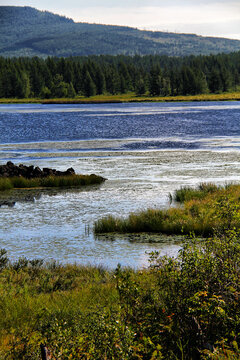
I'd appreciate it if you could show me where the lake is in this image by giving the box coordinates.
[0,101,240,268]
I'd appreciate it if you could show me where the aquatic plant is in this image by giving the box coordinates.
[0,174,105,191]
[173,182,220,203]
[95,183,240,237]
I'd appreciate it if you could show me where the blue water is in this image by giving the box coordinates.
[0,101,240,268]
[0,102,240,150]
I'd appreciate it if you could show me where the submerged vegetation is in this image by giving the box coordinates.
[0,223,240,358]
[95,183,240,237]
[0,174,105,191]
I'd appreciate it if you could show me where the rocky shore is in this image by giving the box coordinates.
[0,161,75,179]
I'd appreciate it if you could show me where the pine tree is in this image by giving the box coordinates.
[135,77,146,96]
[149,65,163,96]
[17,71,31,98]
[95,69,106,95]
[51,74,68,98]
[83,71,96,97]
[208,68,223,93]
[67,82,76,98]
[30,65,44,97]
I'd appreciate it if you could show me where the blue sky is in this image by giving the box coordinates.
[1,0,240,39]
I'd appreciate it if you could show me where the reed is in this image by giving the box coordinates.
[95,183,240,237]
[0,174,105,191]
[173,182,220,203]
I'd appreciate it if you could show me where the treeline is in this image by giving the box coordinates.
[0,52,240,98]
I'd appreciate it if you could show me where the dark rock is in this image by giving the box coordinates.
[6,161,14,168]
[0,162,77,179]
[33,166,42,177]
[66,167,75,175]
[0,200,15,207]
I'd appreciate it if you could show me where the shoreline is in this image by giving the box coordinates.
[0,92,240,104]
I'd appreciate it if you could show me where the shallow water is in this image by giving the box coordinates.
[0,101,240,268]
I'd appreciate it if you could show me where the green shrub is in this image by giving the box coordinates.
[0,228,239,359]
[1,192,240,359]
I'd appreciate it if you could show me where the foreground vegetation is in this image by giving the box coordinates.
[0,174,105,191]
[95,183,240,237]
[0,217,240,358]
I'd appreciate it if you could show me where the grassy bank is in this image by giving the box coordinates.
[95,183,240,237]
[0,174,105,191]
[0,91,240,104]
[0,226,240,359]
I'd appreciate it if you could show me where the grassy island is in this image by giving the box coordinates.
[95,183,240,237]
[0,162,105,191]
[0,174,105,191]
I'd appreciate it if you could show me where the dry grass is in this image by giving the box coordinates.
[1,92,240,104]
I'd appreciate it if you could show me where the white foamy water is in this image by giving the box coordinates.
[0,101,240,268]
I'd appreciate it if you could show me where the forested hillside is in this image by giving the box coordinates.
[0,52,240,98]
[1,6,240,58]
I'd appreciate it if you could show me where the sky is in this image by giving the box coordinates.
[1,0,240,40]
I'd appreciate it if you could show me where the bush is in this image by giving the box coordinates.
[113,230,240,359]
[1,194,240,358]
[0,229,239,359]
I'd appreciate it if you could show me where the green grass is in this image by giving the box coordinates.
[0,226,240,358]
[95,183,240,237]
[1,91,240,104]
[173,182,223,203]
[0,174,105,191]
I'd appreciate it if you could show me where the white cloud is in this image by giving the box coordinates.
[58,2,240,39]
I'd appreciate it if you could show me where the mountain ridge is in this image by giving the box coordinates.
[1,6,240,58]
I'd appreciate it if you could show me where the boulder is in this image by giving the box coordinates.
[0,162,76,179]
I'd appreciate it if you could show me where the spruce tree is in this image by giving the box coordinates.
[83,71,96,97]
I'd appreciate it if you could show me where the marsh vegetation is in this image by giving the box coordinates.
[0,174,105,191]
[95,183,240,237]
[0,219,239,358]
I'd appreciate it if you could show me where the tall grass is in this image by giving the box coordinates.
[0,225,240,358]
[42,91,240,104]
[1,91,240,104]
[95,183,240,237]
[173,182,221,203]
[0,174,105,191]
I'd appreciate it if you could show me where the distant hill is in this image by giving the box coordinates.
[1,6,240,58]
